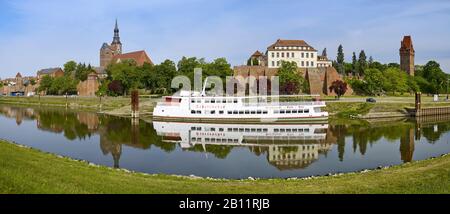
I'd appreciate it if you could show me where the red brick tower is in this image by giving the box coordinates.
[400,36,415,76]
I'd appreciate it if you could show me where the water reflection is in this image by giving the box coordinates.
[1,104,450,178]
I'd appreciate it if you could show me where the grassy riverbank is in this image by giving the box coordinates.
[0,140,449,194]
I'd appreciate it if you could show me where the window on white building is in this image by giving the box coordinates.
[292,52,295,58]
[306,61,309,67]
[277,61,280,66]
[301,61,304,67]
[306,53,309,58]
[311,53,314,58]
[272,61,275,67]
[276,52,280,58]
[272,52,274,58]
[311,62,314,67]
[287,52,290,58]
[281,52,284,58]
[301,53,304,58]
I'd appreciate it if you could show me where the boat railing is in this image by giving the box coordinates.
[243,101,326,107]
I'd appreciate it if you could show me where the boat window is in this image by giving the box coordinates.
[257,110,262,114]
[292,129,297,132]
[292,110,298,113]
[274,110,279,114]
[197,127,201,131]
[219,128,224,132]
[245,110,250,114]
[191,99,195,103]
[280,129,285,132]
[211,99,216,103]
[191,138,196,142]
[233,128,238,132]
[257,129,262,132]
[222,100,227,103]
[286,129,292,132]
[211,110,216,114]
[205,99,210,103]
[263,111,268,114]
[205,138,210,142]
[233,139,238,143]
[299,110,304,113]
[305,128,310,132]
[196,111,201,114]
[304,109,310,113]
[263,128,268,132]
[210,128,215,131]
[245,128,250,132]
[233,99,238,103]
[191,127,196,131]
[191,110,196,114]
[197,100,201,103]
[251,111,256,114]
[227,99,233,103]
[228,111,232,114]
[233,111,238,114]
[251,128,256,132]
[286,110,291,114]
[228,128,232,132]
[239,128,244,132]
[219,111,224,114]
[239,111,244,114]
[211,138,216,143]
[280,110,285,114]
[274,129,279,132]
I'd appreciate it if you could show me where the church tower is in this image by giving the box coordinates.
[111,19,122,55]
[100,19,123,67]
[400,36,415,76]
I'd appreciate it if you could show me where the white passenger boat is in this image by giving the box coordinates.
[153,80,328,123]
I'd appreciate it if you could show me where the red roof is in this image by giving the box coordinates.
[267,39,316,51]
[112,50,153,66]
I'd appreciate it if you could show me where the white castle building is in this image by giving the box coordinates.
[249,39,332,69]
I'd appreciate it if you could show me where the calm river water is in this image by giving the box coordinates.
[1,104,450,179]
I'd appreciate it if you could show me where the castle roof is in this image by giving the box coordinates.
[112,50,153,66]
[267,39,316,51]
[101,43,110,50]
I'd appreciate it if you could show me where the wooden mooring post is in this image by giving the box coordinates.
[413,92,450,117]
[131,90,139,119]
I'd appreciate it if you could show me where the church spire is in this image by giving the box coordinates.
[112,19,121,45]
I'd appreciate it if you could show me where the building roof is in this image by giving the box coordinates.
[37,68,63,75]
[267,39,316,51]
[400,36,414,52]
[251,50,263,57]
[112,50,153,66]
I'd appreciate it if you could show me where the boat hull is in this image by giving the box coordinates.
[152,115,329,124]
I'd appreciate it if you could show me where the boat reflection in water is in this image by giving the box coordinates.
[153,121,332,170]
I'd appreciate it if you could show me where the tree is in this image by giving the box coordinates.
[278,61,308,94]
[382,68,408,94]
[368,56,374,68]
[358,50,367,76]
[329,80,348,99]
[75,63,89,81]
[37,75,54,94]
[108,80,124,96]
[419,61,448,94]
[63,61,77,76]
[108,60,143,94]
[352,52,358,75]
[336,45,345,74]
[322,48,327,57]
[363,68,386,95]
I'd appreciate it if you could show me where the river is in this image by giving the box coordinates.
[1,104,449,179]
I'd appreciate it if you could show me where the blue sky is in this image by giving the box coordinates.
[1,0,450,78]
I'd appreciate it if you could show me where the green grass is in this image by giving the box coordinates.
[0,96,131,111]
[0,140,449,194]
[326,102,375,118]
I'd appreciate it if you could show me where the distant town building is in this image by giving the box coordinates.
[37,68,64,81]
[255,39,333,68]
[400,35,415,76]
[99,20,153,68]
[1,72,37,96]
[248,51,267,66]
